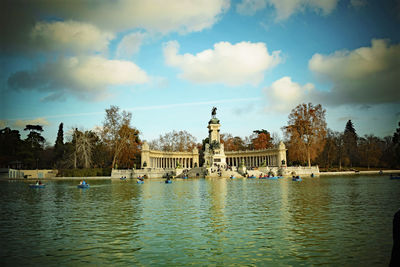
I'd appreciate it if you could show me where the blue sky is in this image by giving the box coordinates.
[1,0,399,145]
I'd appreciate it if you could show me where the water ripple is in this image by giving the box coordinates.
[0,176,399,266]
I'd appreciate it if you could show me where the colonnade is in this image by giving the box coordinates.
[141,141,199,169]
[149,157,195,169]
[226,154,279,167]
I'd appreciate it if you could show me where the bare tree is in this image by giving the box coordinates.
[283,103,327,167]
[150,130,197,152]
[101,106,141,168]
[68,129,97,168]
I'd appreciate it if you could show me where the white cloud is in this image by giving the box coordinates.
[163,40,281,86]
[236,0,338,21]
[40,0,230,34]
[309,39,400,105]
[31,20,114,53]
[13,118,50,128]
[2,0,230,53]
[264,76,314,112]
[8,56,149,101]
[237,0,267,15]
[116,32,147,58]
[350,0,367,8]
[0,120,8,128]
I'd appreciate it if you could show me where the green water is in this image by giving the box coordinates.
[0,176,399,266]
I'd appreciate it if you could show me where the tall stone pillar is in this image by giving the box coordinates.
[192,147,199,168]
[141,141,150,168]
[277,141,287,167]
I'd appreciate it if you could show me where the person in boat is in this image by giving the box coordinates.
[82,180,86,185]
[35,180,40,185]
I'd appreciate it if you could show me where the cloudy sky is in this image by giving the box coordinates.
[1,0,399,145]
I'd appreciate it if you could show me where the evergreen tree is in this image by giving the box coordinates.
[54,123,65,166]
[393,121,400,167]
[24,125,45,150]
[23,125,45,168]
[343,120,358,167]
[0,127,23,167]
[55,123,64,149]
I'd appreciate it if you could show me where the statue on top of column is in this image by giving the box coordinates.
[211,107,217,118]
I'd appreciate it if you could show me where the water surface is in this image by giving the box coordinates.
[0,175,399,266]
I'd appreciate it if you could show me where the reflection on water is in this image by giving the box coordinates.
[0,176,399,266]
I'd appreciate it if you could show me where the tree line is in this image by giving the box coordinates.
[0,106,141,173]
[283,103,400,170]
[1,103,399,172]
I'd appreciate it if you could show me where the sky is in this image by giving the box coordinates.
[1,0,399,146]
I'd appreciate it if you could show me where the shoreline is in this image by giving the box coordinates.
[319,170,400,176]
[3,169,400,180]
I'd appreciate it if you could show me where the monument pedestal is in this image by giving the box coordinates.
[203,113,226,168]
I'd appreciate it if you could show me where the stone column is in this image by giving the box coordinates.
[141,141,150,168]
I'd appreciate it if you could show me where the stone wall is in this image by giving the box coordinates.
[20,169,58,179]
[0,168,25,179]
[249,166,319,177]
[111,169,133,178]
[283,166,320,176]
[133,169,175,179]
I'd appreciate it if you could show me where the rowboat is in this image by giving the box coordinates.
[29,184,45,188]
[292,176,302,181]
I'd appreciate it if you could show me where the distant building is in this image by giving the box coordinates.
[140,108,286,170]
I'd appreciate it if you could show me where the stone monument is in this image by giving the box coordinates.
[203,107,226,168]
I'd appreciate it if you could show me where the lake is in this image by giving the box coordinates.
[0,175,399,266]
